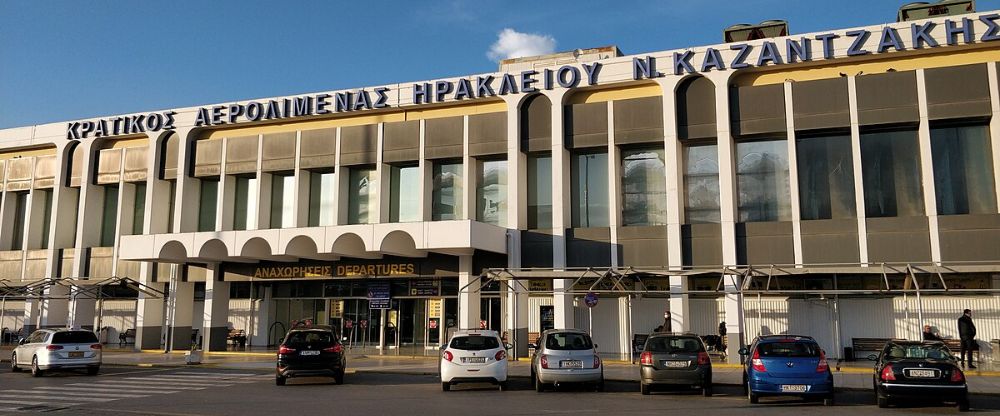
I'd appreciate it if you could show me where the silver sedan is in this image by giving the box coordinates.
[530,329,604,392]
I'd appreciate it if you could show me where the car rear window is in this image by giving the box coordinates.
[758,341,820,358]
[545,333,594,351]
[52,331,98,344]
[885,345,953,360]
[450,335,500,351]
[284,330,334,346]
[645,337,703,353]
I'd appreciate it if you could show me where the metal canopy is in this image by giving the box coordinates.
[0,277,164,301]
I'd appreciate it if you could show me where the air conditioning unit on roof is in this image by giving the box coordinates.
[897,0,975,22]
[724,20,789,43]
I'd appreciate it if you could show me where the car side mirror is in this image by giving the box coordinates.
[867,354,878,361]
[504,343,513,350]
[738,347,748,356]
[439,344,447,350]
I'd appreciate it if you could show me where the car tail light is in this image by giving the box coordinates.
[697,351,711,365]
[593,355,602,369]
[442,351,453,362]
[46,345,63,351]
[751,349,766,372]
[495,350,506,361]
[90,344,102,350]
[816,350,829,373]
[277,345,296,355]
[540,354,549,369]
[881,364,896,381]
[639,351,653,366]
[951,368,965,383]
[323,344,343,353]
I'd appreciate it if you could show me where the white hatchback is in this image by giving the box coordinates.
[440,330,509,391]
[11,329,102,377]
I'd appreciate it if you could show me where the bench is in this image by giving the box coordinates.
[942,339,980,362]
[851,337,895,360]
[228,329,247,349]
[119,328,136,346]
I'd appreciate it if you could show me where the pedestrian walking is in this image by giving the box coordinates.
[718,321,727,351]
[958,309,977,369]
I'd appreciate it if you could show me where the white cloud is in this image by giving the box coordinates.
[487,28,557,61]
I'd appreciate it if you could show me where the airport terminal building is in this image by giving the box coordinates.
[2,4,1000,362]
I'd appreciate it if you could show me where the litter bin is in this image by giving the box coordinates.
[844,347,855,362]
[992,339,1000,363]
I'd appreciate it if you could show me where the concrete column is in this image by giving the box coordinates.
[504,95,529,357]
[659,78,689,332]
[168,278,195,350]
[847,76,870,265]
[334,128,347,225]
[607,101,622,268]
[39,285,70,328]
[988,63,1000,213]
[174,127,200,233]
[202,265,231,351]
[462,115,474,220]
[135,264,165,350]
[457,255,480,330]
[784,81,805,266]
[547,89,574,330]
[133,131,172,350]
[256,173,272,230]
[915,69,943,263]
[250,286,271,347]
[376,123,390,223]
[292,131,311,227]
[708,72,738,267]
[68,287,96,330]
[419,120,432,221]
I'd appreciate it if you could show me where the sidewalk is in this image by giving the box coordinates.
[5,345,1000,395]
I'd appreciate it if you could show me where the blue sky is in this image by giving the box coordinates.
[2,0,999,129]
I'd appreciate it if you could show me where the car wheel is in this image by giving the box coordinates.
[747,382,759,404]
[877,395,889,408]
[595,380,605,392]
[87,366,99,376]
[30,356,42,378]
[703,385,713,397]
[823,395,835,406]
[640,382,650,395]
[275,376,286,386]
[333,369,345,385]
[742,374,748,395]
[958,397,970,412]
[534,374,546,392]
[10,353,19,372]
[441,382,451,392]
[498,381,508,391]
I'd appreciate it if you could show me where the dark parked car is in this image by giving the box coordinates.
[638,333,712,396]
[275,325,346,386]
[872,340,969,411]
[740,335,834,406]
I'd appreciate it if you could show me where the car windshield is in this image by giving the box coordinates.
[885,345,954,360]
[645,337,703,354]
[545,333,594,350]
[758,341,820,358]
[284,330,334,346]
[51,331,98,344]
[450,335,500,351]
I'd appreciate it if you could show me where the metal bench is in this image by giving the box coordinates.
[851,337,895,360]
[119,328,136,346]
[228,329,247,349]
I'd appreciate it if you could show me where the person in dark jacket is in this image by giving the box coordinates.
[958,309,977,369]
[922,325,943,341]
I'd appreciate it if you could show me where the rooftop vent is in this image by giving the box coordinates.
[897,0,975,22]
[724,20,789,43]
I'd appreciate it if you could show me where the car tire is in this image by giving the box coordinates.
[534,374,546,392]
[595,380,605,392]
[275,376,286,386]
[823,395,835,406]
[877,395,889,408]
[747,382,759,404]
[333,369,345,385]
[30,356,42,378]
[499,381,508,391]
[640,382,650,395]
[702,385,713,397]
[10,353,19,372]
[958,397,970,412]
[87,366,99,376]
[441,382,451,392]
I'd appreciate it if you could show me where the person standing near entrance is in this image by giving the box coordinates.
[958,309,977,369]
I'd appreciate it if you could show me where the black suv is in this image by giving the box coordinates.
[276,325,346,386]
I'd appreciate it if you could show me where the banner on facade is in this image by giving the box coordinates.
[367,281,391,309]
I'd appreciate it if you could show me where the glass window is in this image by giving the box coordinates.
[683,144,720,223]
[527,154,552,229]
[131,184,146,235]
[758,341,821,358]
[622,148,667,226]
[477,160,507,226]
[100,185,119,247]
[10,192,28,250]
[861,130,924,217]
[432,162,462,221]
[270,174,295,228]
[736,140,792,222]
[308,172,336,227]
[390,165,420,222]
[198,179,218,232]
[39,189,53,248]
[571,152,609,227]
[449,335,500,350]
[166,180,176,233]
[644,336,705,353]
[544,332,594,350]
[931,124,997,215]
[51,331,99,344]
[796,134,856,220]
[348,168,377,224]
[232,176,257,231]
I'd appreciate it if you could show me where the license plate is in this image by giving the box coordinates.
[780,385,808,393]
[462,357,486,364]
[907,369,937,378]
[68,352,84,358]
[664,360,689,368]
[300,350,320,356]
[560,360,583,368]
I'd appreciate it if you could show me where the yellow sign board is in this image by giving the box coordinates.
[330,300,344,319]
[428,299,443,319]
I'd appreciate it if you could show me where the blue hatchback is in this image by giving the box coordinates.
[740,335,834,406]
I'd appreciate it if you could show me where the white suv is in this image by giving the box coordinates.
[11,329,102,377]
[440,330,509,391]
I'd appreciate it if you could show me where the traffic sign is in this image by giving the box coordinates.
[584,292,599,307]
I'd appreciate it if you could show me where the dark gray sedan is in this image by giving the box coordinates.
[639,333,713,396]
